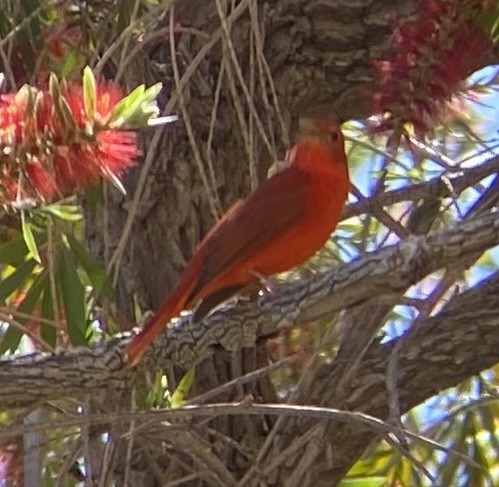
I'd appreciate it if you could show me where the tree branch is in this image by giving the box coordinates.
[342,154,499,220]
[1,209,499,409]
[292,270,499,485]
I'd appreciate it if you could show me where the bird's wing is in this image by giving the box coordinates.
[189,166,309,300]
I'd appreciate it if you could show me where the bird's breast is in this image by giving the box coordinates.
[306,168,348,231]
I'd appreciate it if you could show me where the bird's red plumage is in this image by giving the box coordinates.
[125,118,349,366]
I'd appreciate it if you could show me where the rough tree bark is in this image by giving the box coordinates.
[86,4,423,483]
[2,0,498,485]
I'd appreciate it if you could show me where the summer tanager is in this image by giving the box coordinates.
[125,117,349,366]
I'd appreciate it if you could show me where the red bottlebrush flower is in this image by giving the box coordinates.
[0,93,25,146]
[24,158,57,201]
[96,130,138,175]
[95,83,125,124]
[62,80,127,126]
[0,76,139,206]
[0,436,23,486]
[371,0,493,138]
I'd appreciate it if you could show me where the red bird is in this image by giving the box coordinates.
[126,117,350,366]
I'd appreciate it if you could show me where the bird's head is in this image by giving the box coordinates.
[298,117,345,151]
[285,116,348,173]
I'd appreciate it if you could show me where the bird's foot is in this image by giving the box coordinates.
[248,270,280,294]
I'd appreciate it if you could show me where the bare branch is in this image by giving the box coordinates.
[342,154,499,220]
[266,271,499,484]
[1,209,499,409]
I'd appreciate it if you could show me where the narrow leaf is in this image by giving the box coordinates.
[145,372,168,408]
[66,234,113,298]
[171,367,195,408]
[58,244,87,345]
[43,204,82,222]
[60,49,80,78]
[103,166,127,195]
[338,478,386,487]
[40,277,56,347]
[142,83,163,102]
[147,115,179,127]
[108,84,145,127]
[0,270,46,353]
[83,66,96,121]
[21,211,41,263]
[0,259,37,303]
[0,238,29,265]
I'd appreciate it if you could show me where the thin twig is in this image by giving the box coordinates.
[0,401,477,467]
[169,6,221,219]
[107,0,251,279]
[0,307,61,328]
[250,0,288,148]
[215,0,257,190]
[117,0,142,79]
[215,0,276,159]
[0,0,50,48]
[342,154,499,220]
[204,62,225,211]
[214,0,276,187]
[93,8,162,77]
[0,41,16,90]
[386,339,407,447]
[185,356,298,405]
[0,312,54,353]
[350,183,409,239]
[123,387,136,487]
[81,398,93,487]
[47,218,61,333]
[5,398,483,478]
[385,434,436,484]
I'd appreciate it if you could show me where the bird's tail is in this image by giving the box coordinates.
[125,285,190,366]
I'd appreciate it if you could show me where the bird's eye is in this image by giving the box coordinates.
[329,131,339,142]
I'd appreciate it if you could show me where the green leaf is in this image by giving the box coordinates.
[43,464,55,487]
[42,204,82,222]
[0,259,37,303]
[0,270,46,353]
[338,477,386,487]
[145,372,168,409]
[21,211,41,263]
[20,0,41,37]
[49,72,77,132]
[142,83,163,103]
[0,238,29,265]
[109,84,145,124]
[40,277,56,347]
[117,0,134,33]
[58,244,87,345]
[66,233,113,298]
[171,367,195,408]
[83,66,96,121]
[60,49,81,78]
[109,83,163,129]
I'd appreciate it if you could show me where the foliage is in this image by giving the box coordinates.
[0,0,498,486]
[372,0,494,139]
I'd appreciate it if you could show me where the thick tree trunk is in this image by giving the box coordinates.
[100,0,415,315]
[3,0,498,485]
[83,1,497,485]
[94,3,417,483]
